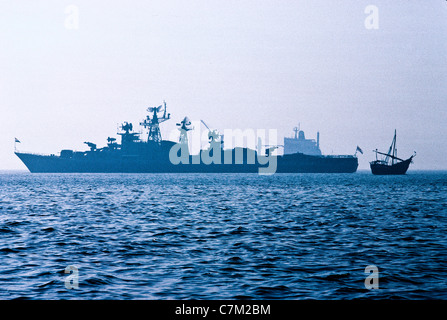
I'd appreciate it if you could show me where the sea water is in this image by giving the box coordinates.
[0,171,446,299]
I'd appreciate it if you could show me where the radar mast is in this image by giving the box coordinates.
[176,116,193,146]
[140,101,170,144]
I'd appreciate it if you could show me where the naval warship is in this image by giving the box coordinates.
[15,102,358,174]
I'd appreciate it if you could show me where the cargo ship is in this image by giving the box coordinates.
[15,102,358,174]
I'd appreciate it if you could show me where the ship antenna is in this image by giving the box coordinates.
[140,101,171,144]
[176,116,194,153]
[293,125,299,139]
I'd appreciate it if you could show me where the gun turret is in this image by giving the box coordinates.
[107,137,118,149]
[84,142,97,151]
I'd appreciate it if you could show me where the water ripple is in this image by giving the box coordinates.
[0,171,446,299]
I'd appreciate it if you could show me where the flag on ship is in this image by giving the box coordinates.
[356,146,363,154]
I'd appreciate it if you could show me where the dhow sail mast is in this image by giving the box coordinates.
[384,129,397,165]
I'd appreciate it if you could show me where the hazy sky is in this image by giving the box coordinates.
[1,0,447,170]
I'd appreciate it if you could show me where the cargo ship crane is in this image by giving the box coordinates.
[200,120,223,149]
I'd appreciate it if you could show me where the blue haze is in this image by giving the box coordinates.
[1,1,447,170]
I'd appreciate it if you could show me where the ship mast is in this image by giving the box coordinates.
[393,129,397,165]
[176,116,193,149]
[382,130,401,165]
[374,129,398,165]
[293,124,300,139]
[140,101,170,144]
[384,129,397,165]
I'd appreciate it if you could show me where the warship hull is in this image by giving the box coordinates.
[15,151,358,174]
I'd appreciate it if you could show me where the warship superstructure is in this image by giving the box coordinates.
[15,102,358,174]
